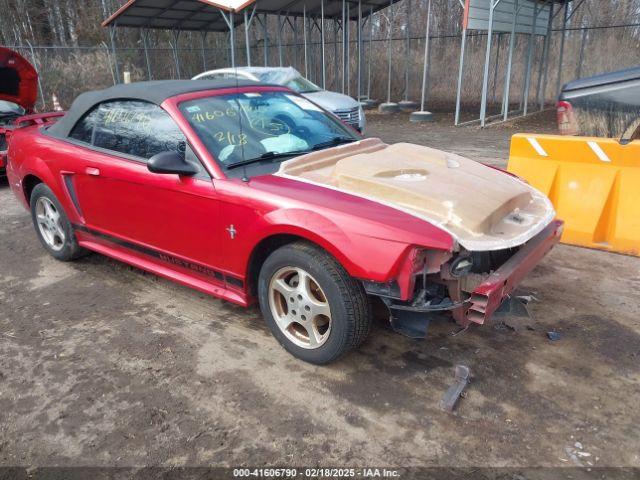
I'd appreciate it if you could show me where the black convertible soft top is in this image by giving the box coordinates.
[47,79,265,138]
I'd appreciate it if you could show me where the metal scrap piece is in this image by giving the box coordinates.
[440,365,470,412]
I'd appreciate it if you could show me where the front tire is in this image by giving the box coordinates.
[258,241,371,364]
[30,183,85,261]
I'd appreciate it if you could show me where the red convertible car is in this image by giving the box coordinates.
[6,80,563,364]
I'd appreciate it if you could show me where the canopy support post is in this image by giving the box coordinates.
[303,5,308,77]
[357,0,362,101]
[454,27,467,125]
[522,0,539,116]
[220,10,236,68]
[334,20,339,90]
[199,31,207,73]
[479,0,499,127]
[386,0,392,102]
[262,14,268,65]
[378,0,399,113]
[491,33,502,106]
[367,7,373,101]
[230,12,235,68]
[555,1,570,97]
[293,16,299,70]
[171,30,182,79]
[243,4,257,67]
[109,24,120,84]
[410,0,433,122]
[345,6,350,96]
[403,0,411,102]
[277,11,283,66]
[502,0,519,120]
[321,0,326,88]
[142,29,153,80]
[576,26,587,78]
[537,1,554,110]
[341,0,346,93]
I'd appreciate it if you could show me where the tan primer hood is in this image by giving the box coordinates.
[276,138,555,251]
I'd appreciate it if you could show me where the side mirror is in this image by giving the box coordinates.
[147,151,198,176]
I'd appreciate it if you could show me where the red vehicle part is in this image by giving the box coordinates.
[557,100,578,136]
[467,220,564,324]
[0,47,38,113]
[1,112,62,173]
[14,111,64,127]
[1,47,40,173]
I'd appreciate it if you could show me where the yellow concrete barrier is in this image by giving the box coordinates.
[508,134,640,256]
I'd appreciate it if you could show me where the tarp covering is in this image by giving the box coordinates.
[278,138,555,251]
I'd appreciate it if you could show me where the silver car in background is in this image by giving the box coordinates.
[192,67,365,132]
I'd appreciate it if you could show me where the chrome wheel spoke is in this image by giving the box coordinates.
[42,228,53,244]
[53,224,66,245]
[295,268,310,293]
[276,314,295,331]
[44,201,56,220]
[308,298,330,318]
[273,278,295,297]
[302,321,321,347]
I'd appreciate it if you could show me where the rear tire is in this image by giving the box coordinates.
[30,183,86,261]
[258,241,371,364]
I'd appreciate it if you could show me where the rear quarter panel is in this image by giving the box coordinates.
[7,126,77,217]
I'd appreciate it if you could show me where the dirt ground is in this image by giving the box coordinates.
[1,110,639,476]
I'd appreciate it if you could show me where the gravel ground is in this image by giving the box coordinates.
[1,110,639,477]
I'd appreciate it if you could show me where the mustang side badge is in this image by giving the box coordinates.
[226,225,237,240]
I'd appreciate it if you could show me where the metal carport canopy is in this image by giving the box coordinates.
[249,0,400,20]
[101,0,247,32]
[102,0,400,31]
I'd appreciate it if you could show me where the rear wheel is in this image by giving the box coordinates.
[258,241,371,364]
[30,183,85,261]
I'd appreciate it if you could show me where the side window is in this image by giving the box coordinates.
[91,100,186,161]
[69,106,101,144]
[199,73,223,80]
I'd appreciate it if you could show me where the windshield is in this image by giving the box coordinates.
[0,100,24,116]
[179,91,358,168]
[255,71,321,93]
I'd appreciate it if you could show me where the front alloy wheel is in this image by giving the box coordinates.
[258,241,372,364]
[268,266,332,349]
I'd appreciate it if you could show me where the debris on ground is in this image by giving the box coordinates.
[564,441,594,466]
[440,364,470,412]
[547,331,562,341]
[492,292,537,331]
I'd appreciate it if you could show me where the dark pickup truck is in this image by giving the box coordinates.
[557,66,640,141]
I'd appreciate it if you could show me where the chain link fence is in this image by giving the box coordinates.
[6,22,640,114]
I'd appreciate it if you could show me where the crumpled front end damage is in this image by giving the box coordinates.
[276,138,562,336]
[364,220,563,337]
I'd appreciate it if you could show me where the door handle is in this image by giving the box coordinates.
[85,167,101,176]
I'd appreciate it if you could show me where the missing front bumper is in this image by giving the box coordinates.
[466,220,564,324]
[379,219,563,336]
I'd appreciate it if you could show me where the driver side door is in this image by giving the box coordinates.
[68,100,225,278]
